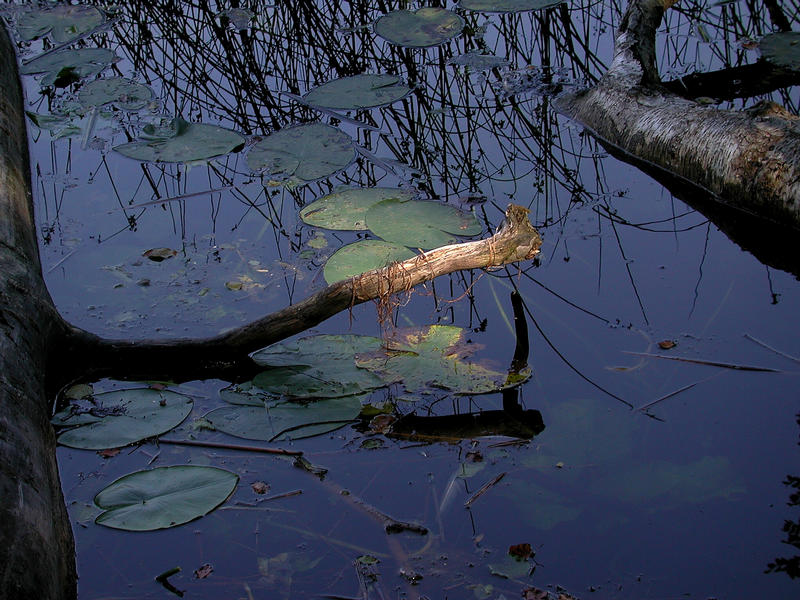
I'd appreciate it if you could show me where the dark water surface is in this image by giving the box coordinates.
[7,1,799,598]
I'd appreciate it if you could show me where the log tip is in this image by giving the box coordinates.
[501,203,542,260]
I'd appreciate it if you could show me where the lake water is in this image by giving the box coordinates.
[7,0,799,598]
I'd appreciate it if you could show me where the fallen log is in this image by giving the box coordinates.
[555,0,800,225]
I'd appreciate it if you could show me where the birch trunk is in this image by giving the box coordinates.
[556,0,800,224]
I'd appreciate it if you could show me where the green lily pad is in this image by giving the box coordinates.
[55,388,193,450]
[26,111,69,131]
[374,8,465,48]
[366,199,482,249]
[251,334,386,398]
[205,395,363,442]
[459,0,564,13]
[220,381,269,406]
[94,466,238,531]
[301,187,416,231]
[78,77,153,111]
[114,118,245,163]
[246,122,356,182]
[303,74,412,110]
[324,240,416,284]
[760,31,800,71]
[21,48,118,87]
[356,325,520,394]
[17,5,105,43]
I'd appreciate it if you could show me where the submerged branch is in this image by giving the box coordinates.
[57,205,541,386]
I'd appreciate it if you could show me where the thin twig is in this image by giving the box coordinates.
[464,472,506,508]
[108,186,234,212]
[636,372,724,412]
[158,437,303,455]
[744,333,800,365]
[621,351,782,372]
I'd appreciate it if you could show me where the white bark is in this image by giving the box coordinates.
[556,0,800,223]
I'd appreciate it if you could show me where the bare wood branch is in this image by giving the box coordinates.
[60,205,542,384]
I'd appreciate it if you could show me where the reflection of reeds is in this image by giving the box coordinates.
[24,0,800,312]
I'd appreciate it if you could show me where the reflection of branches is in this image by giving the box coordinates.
[766,413,800,579]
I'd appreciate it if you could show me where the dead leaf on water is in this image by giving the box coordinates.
[193,563,213,579]
[143,247,177,262]
[508,542,533,560]
[658,340,676,350]
[97,448,121,459]
[251,481,269,495]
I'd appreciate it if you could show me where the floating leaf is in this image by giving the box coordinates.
[251,334,386,398]
[246,122,356,182]
[78,77,153,111]
[448,51,509,71]
[300,187,416,231]
[205,395,363,441]
[55,389,192,450]
[303,74,412,110]
[143,247,177,261]
[759,31,800,71]
[94,465,238,531]
[374,8,465,48]
[21,48,117,87]
[26,111,69,131]
[459,0,564,13]
[17,5,104,43]
[114,118,245,163]
[217,8,255,29]
[356,325,518,394]
[323,239,416,284]
[366,199,482,249]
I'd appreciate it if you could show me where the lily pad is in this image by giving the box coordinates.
[114,118,245,163]
[17,5,105,43]
[301,187,417,231]
[54,388,193,450]
[205,395,363,442]
[366,199,482,249]
[78,77,153,111]
[356,325,519,395]
[94,466,238,531]
[303,74,412,110]
[374,8,465,48]
[21,48,118,87]
[217,7,255,29]
[459,0,564,13]
[760,31,800,71]
[324,239,416,284]
[246,122,356,182]
[251,334,386,398]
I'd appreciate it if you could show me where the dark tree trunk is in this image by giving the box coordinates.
[0,25,77,600]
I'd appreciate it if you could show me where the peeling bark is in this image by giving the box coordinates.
[556,0,800,225]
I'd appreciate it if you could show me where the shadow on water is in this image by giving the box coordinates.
[5,0,800,598]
